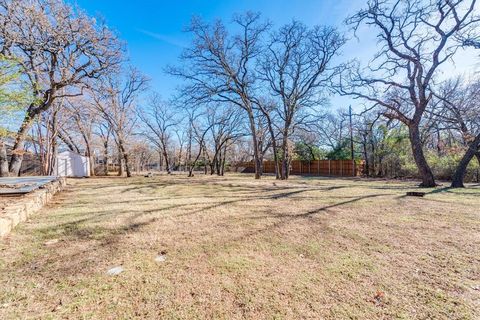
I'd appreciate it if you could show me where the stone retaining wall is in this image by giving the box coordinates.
[0,177,66,237]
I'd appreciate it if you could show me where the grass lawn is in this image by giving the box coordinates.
[0,174,479,319]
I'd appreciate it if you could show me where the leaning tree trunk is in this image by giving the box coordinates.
[0,140,9,177]
[408,124,436,187]
[9,116,34,176]
[451,133,480,188]
[9,99,53,176]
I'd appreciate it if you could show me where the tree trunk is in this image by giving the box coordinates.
[47,136,57,176]
[58,130,80,153]
[122,148,131,178]
[9,115,35,176]
[103,140,109,176]
[370,137,376,176]
[86,143,95,177]
[187,125,192,173]
[220,143,227,176]
[362,135,370,177]
[451,133,480,188]
[210,162,215,175]
[188,143,204,177]
[118,156,124,177]
[83,144,95,177]
[246,110,261,179]
[123,153,131,177]
[267,119,280,180]
[0,140,9,177]
[408,125,436,187]
[117,144,125,177]
[280,131,289,180]
[475,152,480,183]
[162,143,171,174]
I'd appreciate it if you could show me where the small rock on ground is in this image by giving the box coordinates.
[107,266,124,276]
[44,239,59,246]
[155,254,166,262]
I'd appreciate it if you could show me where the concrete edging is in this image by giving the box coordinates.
[0,177,66,238]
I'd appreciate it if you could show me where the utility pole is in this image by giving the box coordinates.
[349,105,356,176]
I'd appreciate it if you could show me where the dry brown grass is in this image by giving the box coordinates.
[0,174,479,319]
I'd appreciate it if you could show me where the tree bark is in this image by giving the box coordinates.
[118,158,124,176]
[361,134,370,177]
[121,147,131,178]
[280,131,289,180]
[451,133,480,188]
[0,140,9,177]
[103,140,109,176]
[408,125,436,187]
[8,114,35,176]
[269,127,280,180]
[246,110,262,179]
[187,126,192,173]
[220,143,227,176]
[58,130,80,153]
[161,142,171,174]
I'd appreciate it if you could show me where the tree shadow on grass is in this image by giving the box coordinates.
[47,184,379,242]
[19,179,393,280]
[217,193,390,246]
[394,186,480,197]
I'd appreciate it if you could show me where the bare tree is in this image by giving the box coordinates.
[173,127,188,171]
[33,98,62,175]
[342,0,479,187]
[0,0,122,175]
[315,110,349,152]
[204,105,245,175]
[168,12,270,179]
[255,98,281,178]
[138,94,179,174]
[92,68,148,177]
[188,117,215,178]
[259,21,345,179]
[96,122,113,175]
[353,112,382,177]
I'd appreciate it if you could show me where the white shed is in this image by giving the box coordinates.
[55,151,90,177]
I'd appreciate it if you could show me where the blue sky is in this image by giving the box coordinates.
[71,0,478,111]
[71,0,366,108]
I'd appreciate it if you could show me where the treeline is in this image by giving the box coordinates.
[0,0,479,189]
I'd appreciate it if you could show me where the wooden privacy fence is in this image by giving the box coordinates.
[239,160,365,177]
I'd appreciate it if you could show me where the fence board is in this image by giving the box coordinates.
[238,160,364,177]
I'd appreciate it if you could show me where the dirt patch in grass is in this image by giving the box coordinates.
[0,174,479,319]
